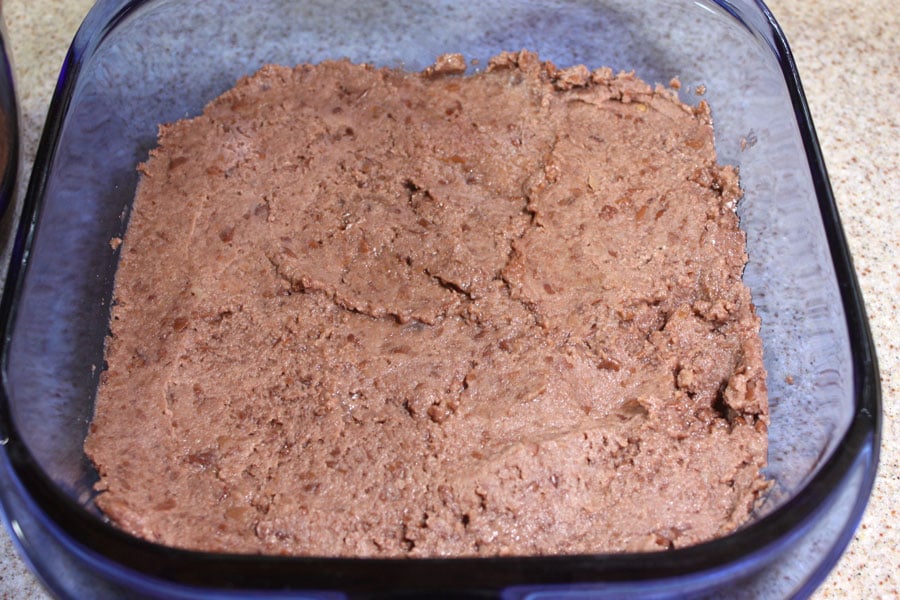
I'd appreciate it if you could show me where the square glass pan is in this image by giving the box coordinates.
[0,0,880,598]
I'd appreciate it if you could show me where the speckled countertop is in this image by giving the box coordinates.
[0,0,896,598]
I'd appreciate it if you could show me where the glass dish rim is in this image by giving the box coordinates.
[0,0,881,594]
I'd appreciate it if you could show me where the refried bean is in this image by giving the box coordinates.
[85,51,769,556]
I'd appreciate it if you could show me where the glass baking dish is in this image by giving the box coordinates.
[0,5,18,229]
[0,0,880,597]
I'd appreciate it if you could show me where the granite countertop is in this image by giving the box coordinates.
[0,0,896,597]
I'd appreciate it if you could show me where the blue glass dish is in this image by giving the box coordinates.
[0,6,18,224]
[0,0,880,597]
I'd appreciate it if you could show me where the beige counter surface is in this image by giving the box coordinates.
[0,0,896,597]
